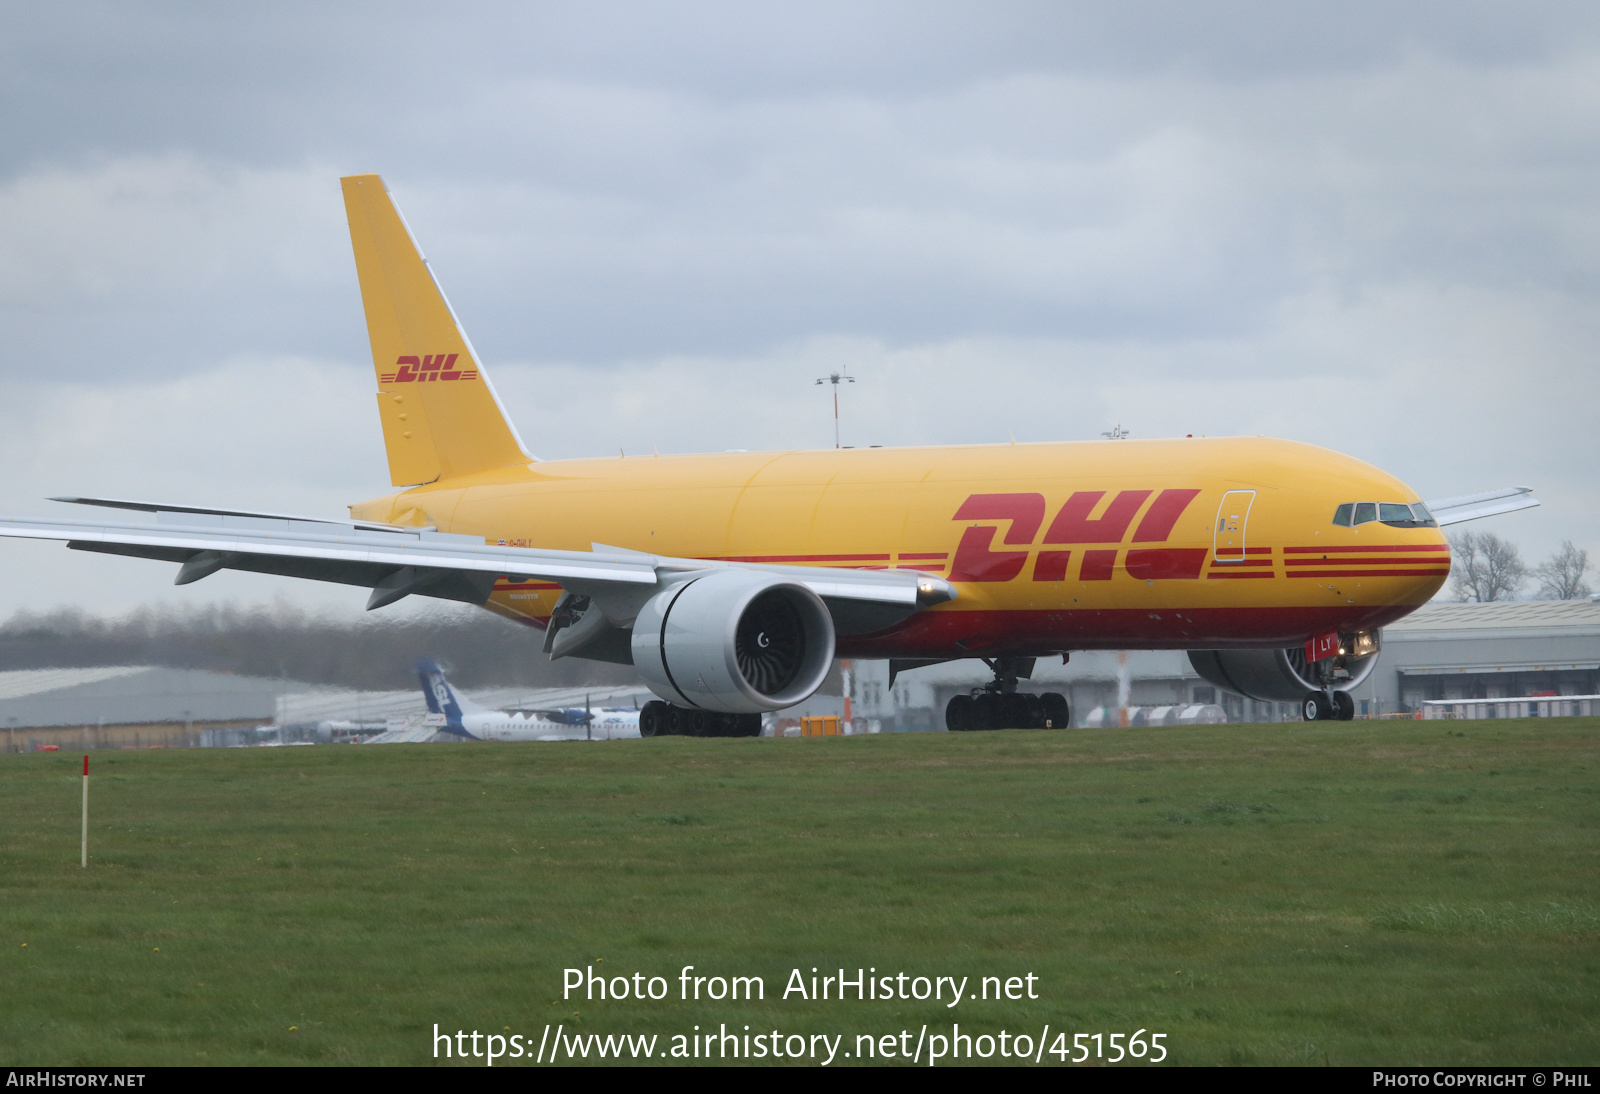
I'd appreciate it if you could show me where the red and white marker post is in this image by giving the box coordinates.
[81,755,88,868]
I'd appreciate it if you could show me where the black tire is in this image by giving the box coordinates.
[1022,692,1045,728]
[687,709,714,737]
[998,693,1032,729]
[946,694,975,732]
[1039,692,1070,729]
[1332,691,1356,721]
[640,700,668,738]
[734,712,764,737]
[972,694,998,731]
[1302,692,1334,721]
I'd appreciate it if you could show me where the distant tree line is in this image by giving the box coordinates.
[0,603,637,691]
[1447,533,1593,603]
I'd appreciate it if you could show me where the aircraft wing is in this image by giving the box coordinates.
[0,504,954,620]
[1423,486,1539,526]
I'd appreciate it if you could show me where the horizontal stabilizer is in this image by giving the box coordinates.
[53,496,349,524]
[1424,486,1539,526]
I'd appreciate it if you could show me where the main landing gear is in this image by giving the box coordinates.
[640,701,763,738]
[1301,690,1355,722]
[944,656,1070,732]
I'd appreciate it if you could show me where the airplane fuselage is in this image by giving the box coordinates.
[451,711,642,742]
[352,435,1450,658]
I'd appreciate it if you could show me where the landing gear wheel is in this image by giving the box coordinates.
[946,694,975,732]
[1332,691,1355,721]
[640,700,668,738]
[1302,692,1334,722]
[998,693,1032,729]
[1039,692,1070,729]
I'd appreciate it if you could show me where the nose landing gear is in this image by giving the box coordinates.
[1301,690,1356,722]
[944,657,1071,731]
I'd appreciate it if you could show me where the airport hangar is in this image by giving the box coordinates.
[1,598,1596,747]
[851,598,1600,729]
[0,666,656,751]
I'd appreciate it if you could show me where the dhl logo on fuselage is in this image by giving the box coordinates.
[379,354,481,384]
[949,489,1205,583]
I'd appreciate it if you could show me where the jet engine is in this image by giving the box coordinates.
[1188,631,1380,702]
[631,569,836,713]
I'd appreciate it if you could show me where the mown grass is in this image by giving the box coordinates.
[0,718,1595,1066]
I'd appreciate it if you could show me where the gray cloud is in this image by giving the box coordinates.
[0,2,1593,614]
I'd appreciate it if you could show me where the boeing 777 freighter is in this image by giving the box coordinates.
[0,175,1537,734]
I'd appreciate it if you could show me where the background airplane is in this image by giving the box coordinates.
[418,660,641,742]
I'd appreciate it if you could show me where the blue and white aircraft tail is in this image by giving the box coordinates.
[416,660,641,741]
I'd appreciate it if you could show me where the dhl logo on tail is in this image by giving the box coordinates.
[379,354,481,384]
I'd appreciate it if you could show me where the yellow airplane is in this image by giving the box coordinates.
[0,175,1538,735]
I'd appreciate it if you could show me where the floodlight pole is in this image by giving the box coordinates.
[814,372,856,448]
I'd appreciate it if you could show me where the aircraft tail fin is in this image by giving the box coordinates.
[341,174,533,486]
[417,659,486,737]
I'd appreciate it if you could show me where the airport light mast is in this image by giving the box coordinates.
[815,371,856,448]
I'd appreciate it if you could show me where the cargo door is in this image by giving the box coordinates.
[1213,490,1256,563]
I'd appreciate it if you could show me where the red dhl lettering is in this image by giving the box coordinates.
[379,353,481,384]
[950,489,1200,582]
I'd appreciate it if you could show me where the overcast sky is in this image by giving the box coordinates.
[0,1,1595,619]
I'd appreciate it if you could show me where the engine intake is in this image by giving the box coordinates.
[632,569,835,713]
[1189,633,1380,702]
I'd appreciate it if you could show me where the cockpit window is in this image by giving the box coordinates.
[1332,501,1439,529]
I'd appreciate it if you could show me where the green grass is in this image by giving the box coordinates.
[1,719,1596,1066]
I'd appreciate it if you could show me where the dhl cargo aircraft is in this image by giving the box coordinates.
[0,175,1538,736]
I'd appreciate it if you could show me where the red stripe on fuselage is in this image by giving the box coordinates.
[1125,548,1207,581]
[1284,557,1446,566]
[1287,569,1451,578]
[836,603,1426,657]
[702,553,892,563]
[1284,544,1448,553]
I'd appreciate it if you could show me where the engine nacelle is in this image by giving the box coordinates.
[632,569,836,713]
[1189,633,1380,702]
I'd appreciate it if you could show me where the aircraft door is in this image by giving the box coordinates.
[1213,490,1256,563]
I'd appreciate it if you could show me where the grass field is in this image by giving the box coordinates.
[1,718,1596,1067]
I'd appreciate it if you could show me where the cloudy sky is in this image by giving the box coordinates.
[0,1,1595,618]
